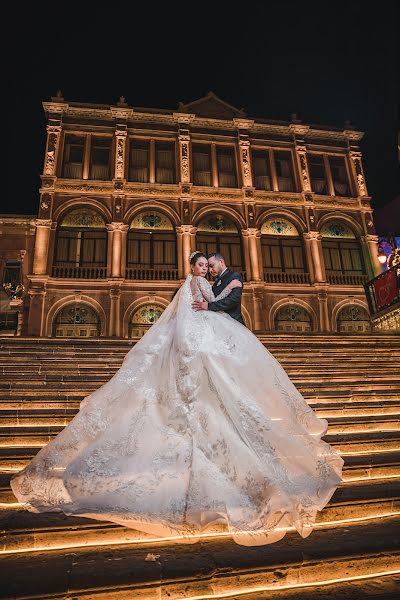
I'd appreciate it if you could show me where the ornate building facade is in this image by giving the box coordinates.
[2,92,384,338]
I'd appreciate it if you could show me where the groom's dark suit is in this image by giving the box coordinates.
[208,269,245,326]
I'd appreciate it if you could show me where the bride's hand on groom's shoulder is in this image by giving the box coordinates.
[227,279,242,290]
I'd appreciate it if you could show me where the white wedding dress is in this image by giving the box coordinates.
[11,274,344,546]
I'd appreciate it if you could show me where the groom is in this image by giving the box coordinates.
[192,252,245,326]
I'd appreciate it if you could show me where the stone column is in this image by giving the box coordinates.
[349,150,368,197]
[176,227,184,278]
[241,230,252,282]
[179,131,191,183]
[303,231,325,283]
[244,228,262,281]
[269,149,279,191]
[364,234,384,277]
[294,144,312,192]
[317,291,330,332]
[253,290,264,332]
[149,139,156,183]
[33,219,52,275]
[178,225,197,276]
[211,143,218,187]
[27,288,46,337]
[82,134,91,180]
[239,138,253,188]
[109,288,121,337]
[43,125,62,176]
[324,155,335,196]
[108,223,129,278]
[114,129,127,180]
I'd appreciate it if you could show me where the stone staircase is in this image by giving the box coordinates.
[0,335,399,599]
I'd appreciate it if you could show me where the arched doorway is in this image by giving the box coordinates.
[197,214,244,274]
[321,221,366,284]
[261,217,308,283]
[337,305,371,333]
[53,208,108,278]
[53,304,101,337]
[274,305,312,333]
[129,304,165,338]
[126,211,178,280]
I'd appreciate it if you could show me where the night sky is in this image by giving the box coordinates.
[8,1,399,216]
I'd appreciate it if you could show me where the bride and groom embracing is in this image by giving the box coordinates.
[11,251,344,546]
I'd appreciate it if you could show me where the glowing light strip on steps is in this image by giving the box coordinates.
[0,511,399,555]
[179,569,400,600]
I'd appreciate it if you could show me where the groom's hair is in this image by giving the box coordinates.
[208,252,225,262]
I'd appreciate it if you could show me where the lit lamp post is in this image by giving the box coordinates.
[377,233,398,269]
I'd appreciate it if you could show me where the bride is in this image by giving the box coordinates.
[10,251,344,546]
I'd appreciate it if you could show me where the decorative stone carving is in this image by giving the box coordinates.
[233,119,255,129]
[44,126,61,176]
[173,113,196,124]
[239,140,252,187]
[289,124,310,135]
[350,151,367,196]
[179,133,191,183]
[114,131,127,179]
[110,107,134,119]
[295,144,311,192]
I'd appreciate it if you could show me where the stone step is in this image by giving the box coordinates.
[0,513,399,600]
[0,479,399,552]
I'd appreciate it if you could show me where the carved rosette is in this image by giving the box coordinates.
[239,141,252,187]
[114,131,127,179]
[44,126,61,176]
[179,134,191,183]
[350,151,367,196]
[295,145,311,192]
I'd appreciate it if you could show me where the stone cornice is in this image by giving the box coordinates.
[46,103,364,142]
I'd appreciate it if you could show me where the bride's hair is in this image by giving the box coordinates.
[189,250,207,266]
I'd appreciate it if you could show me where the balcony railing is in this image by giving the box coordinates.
[264,271,310,284]
[52,266,108,279]
[125,267,179,281]
[364,265,400,318]
[327,273,367,285]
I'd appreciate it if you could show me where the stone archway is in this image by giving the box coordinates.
[52,303,101,337]
[129,303,165,338]
[337,305,371,333]
[274,304,313,333]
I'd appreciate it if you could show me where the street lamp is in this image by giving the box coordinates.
[378,233,398,268]
[378,244,387,264]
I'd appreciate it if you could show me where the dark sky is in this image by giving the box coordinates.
[7,1,399,216]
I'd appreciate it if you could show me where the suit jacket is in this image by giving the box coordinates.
[208,269,245,326]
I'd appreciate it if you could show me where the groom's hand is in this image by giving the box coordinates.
[192,300,208,311]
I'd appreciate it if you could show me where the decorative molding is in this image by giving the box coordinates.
[110,107,134,119]
[178,134,191,183]
[173,112,195,124]
[43,101,69,114]
[35,219,53,228]
[349,151,368,196]
[289,124,310,135]
[44,126,62,176]
[239,140,252,187]
[295,144,311,192]
[233,118,255,129]
[114,131,127,179]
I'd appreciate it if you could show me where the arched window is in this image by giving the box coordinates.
[53,208,107,278]
[274,305,312,333]
[126,211,177,280]
[129,304,164,338]
[337,305,371,333]
[53,304,100,337]
[321,221,366,284]
[261,217,309,283]
[197,214,244,274]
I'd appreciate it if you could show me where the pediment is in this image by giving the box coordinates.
[177,92,246,120]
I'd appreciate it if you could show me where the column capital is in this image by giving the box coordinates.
[303,231,322,241]
[242,227,261,238]
[365,234,379,243]
[46,124,62,134]
[107,222,129,232]
[109,288,122,299]
[233,118,255,129]
[35,219,53,228]
[176,225,197,235]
